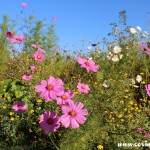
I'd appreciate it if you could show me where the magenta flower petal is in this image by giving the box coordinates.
[39,111,60,132]
[145,84,150,97]
[12,101,27,112]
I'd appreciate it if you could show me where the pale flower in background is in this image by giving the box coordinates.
[137,26,142,31]
[130,27,137,34]
[87,57,92,60]
[106,52,113,60]
[113,46,122,54]
[119,54,123,59]
[102,80,109,88]
[21,2,27,8]
[87,46,92,50]
[136,75,142,83]
[131,78,139,88]
[111,55,119,62]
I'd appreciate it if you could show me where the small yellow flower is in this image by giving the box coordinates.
[120,100,124,104]
[141,81,146,84]
[124,96,128,99]
[29,110,34,114]
[75,91,79,94]
[124,108,127,111]
[80,137,85,142]
[128,101,133,105]
[37,99,42,103]
[124,73,128,77]
[140,72,144,75]
[143,99,147,103]
[10,117,15,121]
[124,89,129,92]
[116,124,120,127]
[121,119,124,122]
[2,106,7,109]
[97,144,103,150]
[32,122,36,124]
[111,117,115,122]
[118,114,123,118]
[9,112,14,116]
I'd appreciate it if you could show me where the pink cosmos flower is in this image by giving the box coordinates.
[60,101,88,128]
[35,76,64,101]
[31,44,45,53]
[138,43,150,56]
[145,132,150,138]
[136,127,144,133]
[77,82,90,94]
[52,17,56,21]
[77,56,99,72]
[22,73,32,81]
[30,65,37,72]
[33,51,44,62]
[22,2,27,8]
[10,35,25,44]
[145,84,150,97]
[56,90,74,105]
[39,111,60,132]
[12,101,27,112]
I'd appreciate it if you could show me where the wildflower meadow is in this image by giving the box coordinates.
[0,3,150,150]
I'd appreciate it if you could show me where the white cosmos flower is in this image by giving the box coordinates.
[131,78,139,88]
[113,46,122,54]
[130,27,137,34]
[102,80,109,88]
[137,26,142,31]
[87,57,92,60]
[112,55,119,62]
[136,75,142,83]
[107,52,113,60]
[87,46,92,50]
[119,54,123,59]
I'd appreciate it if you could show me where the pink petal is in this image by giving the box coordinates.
[62,106,71,114]
[74,102,84,110]
[70,118,79,128]
[78,109,88,115]
[61,115,70,128]
[75,115,87,124]
[48,76,55,85]
[49,91,57,99]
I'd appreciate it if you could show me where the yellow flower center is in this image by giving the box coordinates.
[47,118,53,125]
[81,86,85,89]
[69,111,76,116]
[46,84,53,90]
[16,38,22,41]
[61,95,67,100]
[85,61,90,66]
[37,55,41,59]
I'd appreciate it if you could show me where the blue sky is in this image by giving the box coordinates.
[0,0,150,52]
